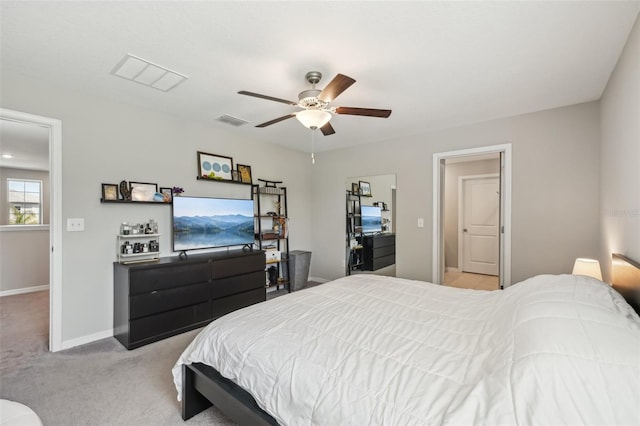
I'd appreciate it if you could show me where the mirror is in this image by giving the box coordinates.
[345,174,396,277]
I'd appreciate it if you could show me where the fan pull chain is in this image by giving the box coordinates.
[311,129,316,164]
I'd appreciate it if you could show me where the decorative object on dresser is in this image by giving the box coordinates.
[117,219,160,264]
[197,151,233,181]
[253,179,290,291]
[114,249,266,350]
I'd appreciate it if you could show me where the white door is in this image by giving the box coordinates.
[461,177,499,275]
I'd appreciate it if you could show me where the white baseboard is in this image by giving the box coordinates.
[309,276,330,283]
[0,284,49,297]
[60,328,114,351]
[445,267,460,273]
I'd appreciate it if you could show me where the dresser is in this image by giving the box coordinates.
[362,234,396,271]
[114,250,265,349]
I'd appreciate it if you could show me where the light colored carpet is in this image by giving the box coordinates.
[0,291,234,425]
[0,284,319,425]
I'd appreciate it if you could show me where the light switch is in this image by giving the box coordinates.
[417,218,424,228]
[67,218,85,232]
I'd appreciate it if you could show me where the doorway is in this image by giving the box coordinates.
[0,108,62,351]
[432,144,512,288]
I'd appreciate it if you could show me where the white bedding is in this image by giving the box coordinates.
[172,274,640,425]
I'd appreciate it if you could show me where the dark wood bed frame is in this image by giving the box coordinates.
[181,253,640,424]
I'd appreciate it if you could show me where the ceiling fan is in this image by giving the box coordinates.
[238,71,392,136]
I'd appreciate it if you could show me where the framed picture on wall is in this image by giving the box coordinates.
[359,181,372,196]
[351,182,359,194]
[197,151,233,180]
[101,183,119,201]
[237,164,252,184]
[129,181,158,202]
[159,187,173,203]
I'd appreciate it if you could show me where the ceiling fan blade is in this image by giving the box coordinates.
[255,114,296,128]
[320,122,335,136]
[318,74,356,102]
[238,91,298,106]
[335,106,392,118]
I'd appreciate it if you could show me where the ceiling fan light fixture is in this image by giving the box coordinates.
[296,109,331,130]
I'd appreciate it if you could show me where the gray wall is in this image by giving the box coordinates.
[0,167,50,293]
[443,159,500,269]
[0,227,49,293]
[311,101,601,284]
[1,71,313,344]
[600,14,640,281]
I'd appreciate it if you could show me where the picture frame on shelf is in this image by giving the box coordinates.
[102,183,119,201]
[231,170,240,182]
[237,164,252,184]
[129,181,158,202]
[358,181,372,196]
[159,187,173,203]
[197,151,233,181]
[351,182,359,194]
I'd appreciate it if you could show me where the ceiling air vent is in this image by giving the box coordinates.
[111,54,188,92]
[216,115,249,127]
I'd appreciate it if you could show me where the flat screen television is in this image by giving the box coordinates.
[361,205,382,234]
[172,196,255,253]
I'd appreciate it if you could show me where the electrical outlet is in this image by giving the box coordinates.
[417,218,424,228]
[67,218,85,232]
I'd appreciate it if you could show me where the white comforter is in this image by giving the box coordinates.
[172,274,640,425]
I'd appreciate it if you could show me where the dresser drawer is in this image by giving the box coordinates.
[211,253,265,279]
[213,270,264,299]
[364,234,395,249]
[130,282,210,319]
[130,262,210,295]
[212,288,265,319]
[129,301,210,344]
[373,244,395,258]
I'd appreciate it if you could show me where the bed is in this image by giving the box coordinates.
[172,254,640,425]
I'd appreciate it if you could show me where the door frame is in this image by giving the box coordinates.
[458,173,499,275]
[1,108,63,351]
[432,143,512,287]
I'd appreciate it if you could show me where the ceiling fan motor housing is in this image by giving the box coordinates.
[298,89,328,109]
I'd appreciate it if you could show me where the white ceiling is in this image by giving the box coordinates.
[1,1,639,167]
[0,119,49,171]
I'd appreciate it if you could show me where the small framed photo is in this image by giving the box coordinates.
[102,183,119,201]
[359,181,372,196]
[159,187,173,203]
[237,164,252,184]
[351,182,359,194]
[198,151,233,180]
[129,181,158,202]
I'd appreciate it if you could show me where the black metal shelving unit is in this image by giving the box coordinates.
[253,179,290,292]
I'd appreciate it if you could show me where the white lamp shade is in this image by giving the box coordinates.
[296,109,331,129]
[572,258,602,280]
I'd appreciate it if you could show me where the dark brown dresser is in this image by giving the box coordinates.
[362,234,396,271]
[114,250,265,349]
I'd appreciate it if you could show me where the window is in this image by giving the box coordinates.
[7,179,42,224]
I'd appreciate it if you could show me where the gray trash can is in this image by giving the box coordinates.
[286,250,312,291]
